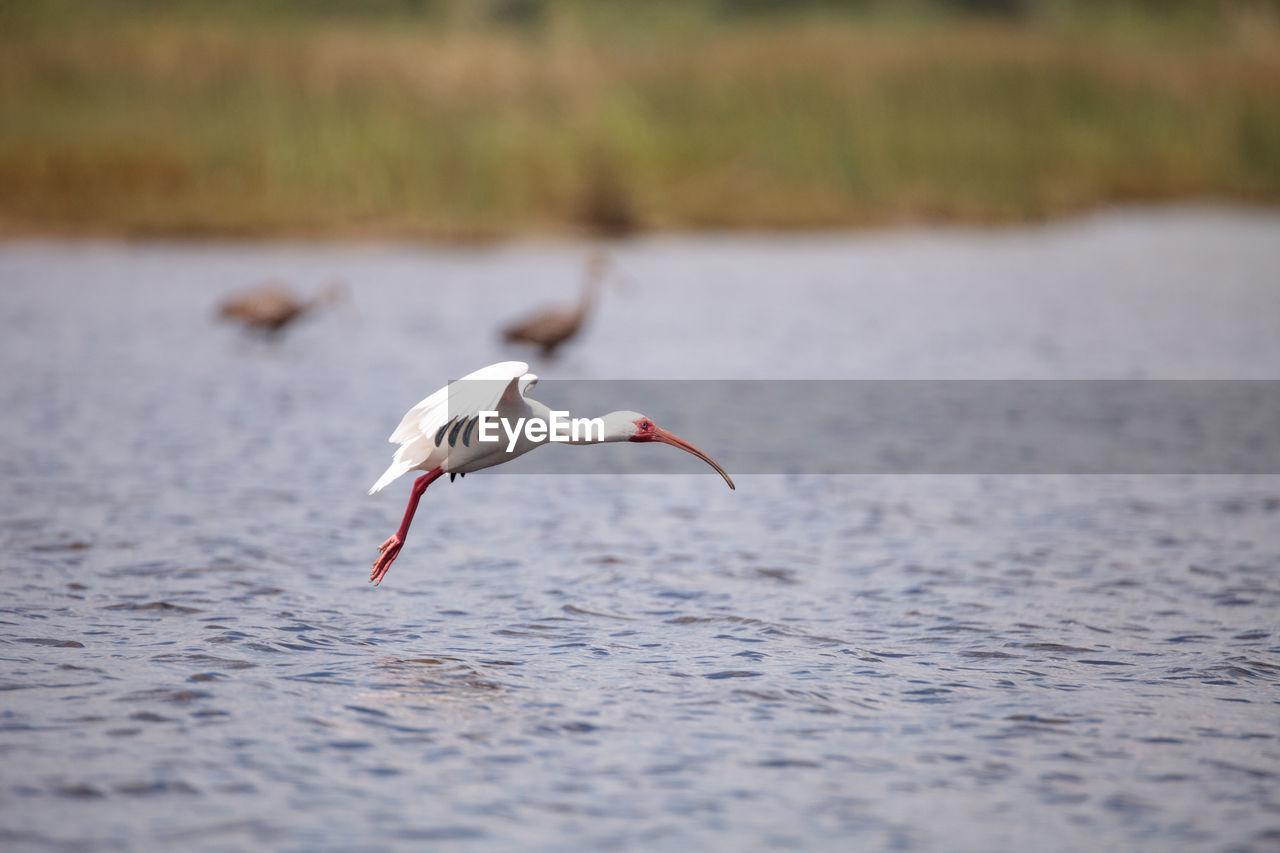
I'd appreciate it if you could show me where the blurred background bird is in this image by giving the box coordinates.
[501,252,615,359]
[218,280,347,336]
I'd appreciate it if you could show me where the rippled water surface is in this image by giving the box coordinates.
[2,208,1278,851]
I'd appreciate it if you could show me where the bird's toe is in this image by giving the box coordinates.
[370,538,402,585]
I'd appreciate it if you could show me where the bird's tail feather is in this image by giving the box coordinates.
[368,461,413,495]
[370,433,438,494]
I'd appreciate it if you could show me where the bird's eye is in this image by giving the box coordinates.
[642,421,652,430]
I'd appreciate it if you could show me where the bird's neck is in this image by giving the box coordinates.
[578,269,601,314]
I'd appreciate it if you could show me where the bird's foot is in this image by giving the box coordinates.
[370,535,403,586]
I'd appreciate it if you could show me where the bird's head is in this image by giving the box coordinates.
[599,411,735,490]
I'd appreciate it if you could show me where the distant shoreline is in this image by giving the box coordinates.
[0,203,1275,250]
[2,199,1278,245]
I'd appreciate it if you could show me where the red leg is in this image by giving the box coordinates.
[370,467,444,586]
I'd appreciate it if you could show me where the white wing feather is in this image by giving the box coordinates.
[369,361,532,494]
[388,360,528,443]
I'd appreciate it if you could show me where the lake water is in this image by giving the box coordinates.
[1,207,1278,851]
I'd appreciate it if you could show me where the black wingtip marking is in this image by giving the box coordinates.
[435,419,452,447]
[448,417,465,447]
[462,415,478,447]
[450,472,457,482]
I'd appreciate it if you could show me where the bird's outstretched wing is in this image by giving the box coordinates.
[388,361,529,442]
[370,361,532,494]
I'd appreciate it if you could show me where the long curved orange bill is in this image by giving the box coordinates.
[652,427,736,490]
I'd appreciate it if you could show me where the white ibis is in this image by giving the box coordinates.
[501,253,612,358]
[367,361,735,585]
[218,280,346,335]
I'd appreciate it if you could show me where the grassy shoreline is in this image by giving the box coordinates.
[2,4,1278,240]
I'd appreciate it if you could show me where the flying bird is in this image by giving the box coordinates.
[367,361,735,586]
[218,280,345,335]
[501,253,613,358]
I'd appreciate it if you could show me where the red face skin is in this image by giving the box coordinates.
[630,418,657,440]
[629,418,735,489]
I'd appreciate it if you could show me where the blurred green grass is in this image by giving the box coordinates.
[1,0,1278,239]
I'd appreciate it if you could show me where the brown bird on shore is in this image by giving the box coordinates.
[501,253,613,358]
[218,281,346,335]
